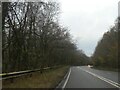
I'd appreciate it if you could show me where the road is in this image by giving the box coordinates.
[57,66,119,88]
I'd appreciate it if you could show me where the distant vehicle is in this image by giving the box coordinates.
[87,65,93,68]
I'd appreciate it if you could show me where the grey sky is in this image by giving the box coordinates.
[58,0,119,56]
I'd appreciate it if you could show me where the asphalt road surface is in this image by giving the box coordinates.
[57,66,119,88]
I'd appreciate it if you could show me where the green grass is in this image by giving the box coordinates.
[3,66,69,88]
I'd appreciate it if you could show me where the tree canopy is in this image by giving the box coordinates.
[92,18,119,69]
[2,1,89,73]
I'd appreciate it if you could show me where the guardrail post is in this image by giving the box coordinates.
[10,78,14,83]
[40,69,43,74]
[29,73,32,77]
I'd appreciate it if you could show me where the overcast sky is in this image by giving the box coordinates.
[58,0,119,56]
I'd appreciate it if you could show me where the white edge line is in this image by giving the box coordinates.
[56,73,67,88]
[79,67,120,88]
[56,68,71,88]
[62,67,71,89]
[85,70,120,88]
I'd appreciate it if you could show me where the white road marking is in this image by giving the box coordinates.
[79,67,120,88]
[62,68,71,89]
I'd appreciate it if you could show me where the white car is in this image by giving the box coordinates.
[88,65,93,68]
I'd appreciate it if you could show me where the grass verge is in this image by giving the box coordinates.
[2,66,69,88]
